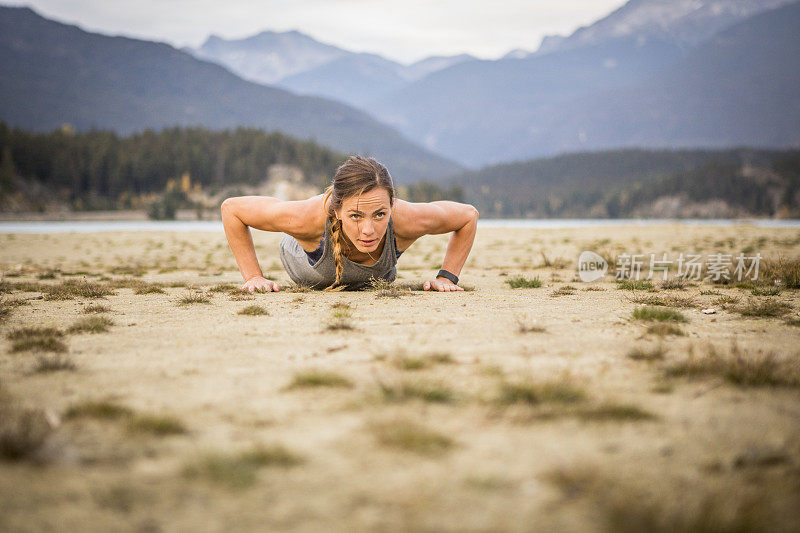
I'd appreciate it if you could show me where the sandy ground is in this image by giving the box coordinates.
[1,224,799,532]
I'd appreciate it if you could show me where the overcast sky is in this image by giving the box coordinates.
[6,0,628,64]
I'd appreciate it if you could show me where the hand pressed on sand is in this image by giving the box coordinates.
[241,275,280,293]
[423,277,464,292]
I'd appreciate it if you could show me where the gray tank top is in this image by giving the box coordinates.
[279,214,400,290]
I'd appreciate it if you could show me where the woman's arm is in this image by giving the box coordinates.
[393,199,480,292]
[220,195,320,292]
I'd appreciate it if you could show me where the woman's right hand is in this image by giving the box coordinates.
[241,275,280,293]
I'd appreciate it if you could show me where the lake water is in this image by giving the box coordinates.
[0,218,798,234]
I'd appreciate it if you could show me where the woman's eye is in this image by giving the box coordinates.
[375,213,385,218]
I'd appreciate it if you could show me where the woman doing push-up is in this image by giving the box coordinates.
[221,155,479,292]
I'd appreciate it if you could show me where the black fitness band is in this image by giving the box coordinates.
[436,269,459,285]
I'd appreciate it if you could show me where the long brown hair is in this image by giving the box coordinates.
[321,155,396,291]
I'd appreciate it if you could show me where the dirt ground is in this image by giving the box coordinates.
[1,223,799,532]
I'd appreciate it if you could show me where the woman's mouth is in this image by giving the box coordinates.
[360,238,376,246]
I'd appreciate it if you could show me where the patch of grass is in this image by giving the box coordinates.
[133,284,166,295]
[126,415,187,436]
[325,306,355,331]
[645,323,685,337]
[627,344,667,361]
[734,298,792,318]
[64,400,135,420]
[712,295,740,309]
[761,256,800,289]
[751,286,781,296]
[582,285,606,291]
[544,465,773,531]
[238,305,270,316]
[6,326,63,340]
[631,306,688,323]
[660,278,687,290]
[378,379,455,404]
[0,296,26,322]
[664,342,800,388]
[44,279,114,300]
[0,403,52,461]
[369,418,454,456]
[177,293,211,305]
[83,304,111,313]
[497,378,587,406]
[577,403,657,421]
[551,285,577,297]
[616,279,654,291]
[33,353,77,373]
[287,284,314,293]
[387,349,454,370]
[67,315,114,334]
[785,317,800,327]
[368,277,413,298]
[629,295,695,308]
[7,326,67,353]
[700,289,723,296]
[506,275,543,288]
[286,369,353,389]
[209,283,237,293]
[183,444,303,489]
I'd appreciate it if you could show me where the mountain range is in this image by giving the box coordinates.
[1,0,798,177]
[363,0,800,166]
[187,32,474,110]
[0,5,464,183]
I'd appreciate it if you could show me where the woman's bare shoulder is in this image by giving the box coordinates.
[391,198,433,240]
[288,194,328,242]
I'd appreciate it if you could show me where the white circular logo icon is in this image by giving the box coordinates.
[577,251,608,282]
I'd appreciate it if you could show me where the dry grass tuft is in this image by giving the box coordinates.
[645,323,686,336]
[627,344,667,361]
[7,326,67,353]
[734,298,792,318]
[0,402,52,461]
[629,295,695,308]
[497,378,587,406]
[33,353,77,373]
[377,378,455,404]
[44,279,115,300]
[632,306,688,323]
[238,305,270,316]
[83,304,111,314]
[369,418,454,456]
[664,342,800,388]
[286,369,353,389]
[616,279,655,291]
[177,293,211,305]
[182,444,303,489]
[67,315,114,334]
[506,275,543,288]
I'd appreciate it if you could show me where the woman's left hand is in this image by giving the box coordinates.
[423,277,464,292]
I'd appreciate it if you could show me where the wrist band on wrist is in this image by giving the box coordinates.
[436,269,459,285]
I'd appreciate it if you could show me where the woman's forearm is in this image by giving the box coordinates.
[439,208,479,278]
[221,200,264,281]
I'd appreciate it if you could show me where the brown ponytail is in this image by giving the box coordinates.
[321,156,396,291]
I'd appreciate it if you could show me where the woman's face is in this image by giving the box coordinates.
[335,188,392,253]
